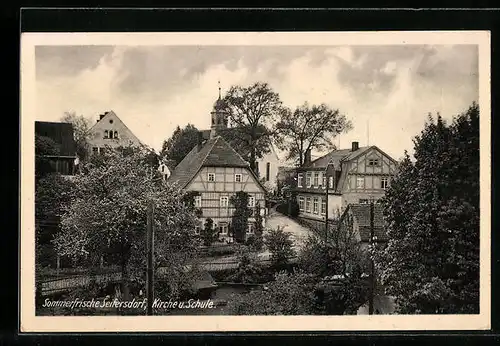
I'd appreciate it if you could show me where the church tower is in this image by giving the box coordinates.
[210,81,229,138]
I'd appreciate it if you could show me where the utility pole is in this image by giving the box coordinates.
[368,199,375,315]
[146,200,155,316]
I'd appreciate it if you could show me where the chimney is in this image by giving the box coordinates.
[99,113,106,121]
[351,141,359,151]
[197,131,204,150]
[304,149,312,165]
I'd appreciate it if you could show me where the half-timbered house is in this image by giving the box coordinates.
[168,133,268,243]
[294,141,397,224]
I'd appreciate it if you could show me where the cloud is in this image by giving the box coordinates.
[35,44,478,161]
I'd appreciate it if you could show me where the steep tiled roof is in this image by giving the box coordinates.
[347,204,388,242]
[35,121,77,157]
[168,136,251,189]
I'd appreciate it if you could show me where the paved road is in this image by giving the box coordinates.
[265,207,312,250]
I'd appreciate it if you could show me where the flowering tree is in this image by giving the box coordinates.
[54,146,200,300]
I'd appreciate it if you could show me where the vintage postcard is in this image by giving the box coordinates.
[20,31,491,332]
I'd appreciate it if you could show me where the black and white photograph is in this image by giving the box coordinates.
[20,31,490,332]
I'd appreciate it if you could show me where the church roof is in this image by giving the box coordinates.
[168,136,265,190]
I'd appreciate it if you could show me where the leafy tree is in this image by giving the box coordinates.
[160,124,200,167]
[35,173,76,268]
[265,227,295,268]
[228,270,318,315]
[228,247,266,284]
[248,203,265,251]
[201,218,218,246]
[54,147,200,300]
[298,214,371,315]
[219,82,285,173]
[60,112,93,162]
[35,135,60,179]
[276,102,352,166]
[230,191,252,243]
[376,102,480,314]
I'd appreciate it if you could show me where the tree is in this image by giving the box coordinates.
[60,112,93,162]
[248,203,265,251]
[160,124,200,167]
[276,102,352,166]
[230,191,252,243]
[376,102,480,314]
[219,82,285,173]
[54,147,200,300]
[265,227,295,268]
[228,247,266,284]
[200,218,218,246]
[298,214,371,315]
[35,173,76,268]
[35,134,60,179]
[227,270,318,315]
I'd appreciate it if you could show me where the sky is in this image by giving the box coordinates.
[35,44,479,161]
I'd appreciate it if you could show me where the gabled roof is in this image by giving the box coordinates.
[35,121,77,157]
[89,110,144,147]
[303,146,372,169]
[345,204,387,242]
[168,136,260,190]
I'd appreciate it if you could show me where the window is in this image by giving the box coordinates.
[306,173,312,187]
[92,147,99,154]
[321,200,326,215]
[297,173,303,188]
[299,197,305,212]
[305,198,311,213]
[329,176,334,189]
[255,162,260,176]
[104,130,109,139]
[313,198,319,214]
[356,177,365,189]
[109,119,114,124]
[381,177,389,189]
[313,172,319,187]
[248,196,255,207]
[220,196,229,207]
[219,223,228,235]
[208,173,215,182]
[247,223,255,234]
[266,162,271,181]
[114,131,118,139]
[109,130,114,139]
[359,199,369,204]
[235,174,242,182]
[194,196,202,208]
[368,159,380,166]
[322,175,326,189]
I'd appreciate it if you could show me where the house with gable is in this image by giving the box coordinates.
[87,110,143,155]
[293,141,398,225]
[168,132,268,243]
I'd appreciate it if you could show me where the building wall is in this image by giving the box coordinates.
[186,166,267,242]
[297,193,342,221]
[87,111,142,154]
[255,144,282,193]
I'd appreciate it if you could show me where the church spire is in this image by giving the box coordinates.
[218,80,221,99]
